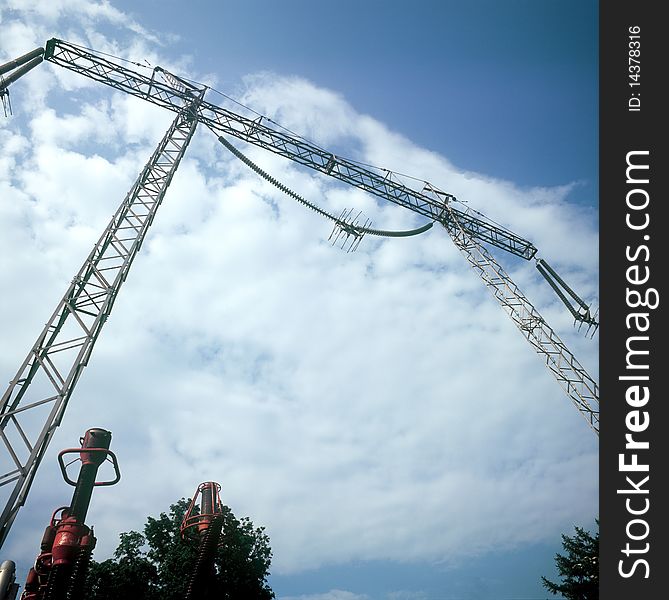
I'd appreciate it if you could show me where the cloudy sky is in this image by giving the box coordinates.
[0,2,598,599]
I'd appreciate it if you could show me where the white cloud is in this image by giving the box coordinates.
[0,0,598,588]
[3,0,162,45]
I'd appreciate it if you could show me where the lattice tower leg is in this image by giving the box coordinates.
[438,203,599,434]
[0,104,199,548]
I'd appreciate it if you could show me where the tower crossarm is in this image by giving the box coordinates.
[43,38,537,260]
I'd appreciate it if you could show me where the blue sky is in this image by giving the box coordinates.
[0,2,598,599]
[111,0,598,199]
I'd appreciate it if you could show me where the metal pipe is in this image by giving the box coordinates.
[536,261,580,320]
[0,56,44,92]
[0,560,18,600]
[68,428,112,523]
[537,258,589,310]
[0,48,44,76]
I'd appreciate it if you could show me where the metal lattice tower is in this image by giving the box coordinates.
[0,96,201,547]
[0,38,598,547]
[433,195,599,432]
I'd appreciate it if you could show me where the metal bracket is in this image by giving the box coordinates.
[57,448,121,487]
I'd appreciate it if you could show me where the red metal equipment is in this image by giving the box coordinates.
[21,428,120,600]
[181,482,223,538]
[180,482,225,600]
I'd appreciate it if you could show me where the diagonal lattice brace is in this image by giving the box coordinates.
[436,199,599,433]
[0,100,200,547]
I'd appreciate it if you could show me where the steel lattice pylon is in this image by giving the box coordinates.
[0,37,599,548]
[0,97,201,547]
[435,197,599,433]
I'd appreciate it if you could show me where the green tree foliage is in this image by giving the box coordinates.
[542,520,599,600]
[85,498,274,599]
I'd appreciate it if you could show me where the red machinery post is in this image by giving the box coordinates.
[180,482,224,600]
[21,428,120,600]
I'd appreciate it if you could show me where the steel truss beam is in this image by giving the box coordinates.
[0,100,200,547]
[43,38,537,260]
